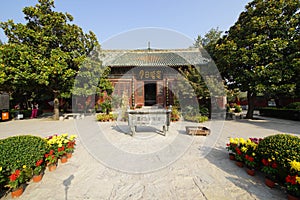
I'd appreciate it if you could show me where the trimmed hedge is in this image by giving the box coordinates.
[257,134,300,182]
[285,102,300,110]
[0,135,49,173]
[258,108,300,121]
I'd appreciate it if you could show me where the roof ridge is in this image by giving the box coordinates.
[101,47,201,53]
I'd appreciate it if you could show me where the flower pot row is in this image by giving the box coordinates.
[9,152,74,198]
[1,133,77,198]
[227,135,300,200]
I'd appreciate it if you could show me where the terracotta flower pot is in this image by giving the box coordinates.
[60,156,68,164]
[229,153,235,161]
[265,177,275,188]
[48,163,57,172]
[66,152,72,159]
[11,186,23,198]
[235,161,244,168]
[287,193,300,200]
[246,168,255,176]
[33,173,43,182]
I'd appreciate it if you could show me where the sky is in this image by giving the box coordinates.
[0,0,251,49]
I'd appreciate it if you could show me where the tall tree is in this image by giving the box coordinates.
[178,28,224,116]
[0,0,98,119]
[215,0,300,118]
[194,27,223,58]
[71,47,113,113]
[194,28,222,47]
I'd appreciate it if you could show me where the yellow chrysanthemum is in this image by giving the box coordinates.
[239,138,246,144]
[69,135,77,141]
[62,133,68,137]
[23,165,26,169]
[0,166,2,172]
[271,156,275,161]
[296,176,300,184]
[290,160,300,172]
[229,138,234,143]
[252,153,256,156]
[241,146,248,153]
[58,143,63,147]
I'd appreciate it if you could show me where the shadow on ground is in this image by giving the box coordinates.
[204,147,286,199]
[227,116,300,135]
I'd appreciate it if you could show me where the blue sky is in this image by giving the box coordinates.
[0,0,251,49]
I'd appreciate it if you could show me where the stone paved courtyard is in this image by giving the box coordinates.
[0,115,299,200]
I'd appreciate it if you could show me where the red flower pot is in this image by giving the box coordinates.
[66,152,72,159]
[48,163,57,172]
[60,156,68,164]
[33,173,43,182]
[265,177,275,188]
[11,186,23,198]
[287,193,300,200]
[229,153,235,161]
[246,168,255,176]
[235,161,244,168]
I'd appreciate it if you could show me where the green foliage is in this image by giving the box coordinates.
[177,66,210,108]
[258,108,300,120]
[184,115,208,123]
[171,106,180,121]
[96,113,117,121]
[215,0,300,118]
[183,105,208,123]
[100,100,112,115]
[33,161,44,176]
[257,134,300,180]
[0,0,99,118]
[285,102,300,110]
[7,169,27,189]
[0,135,48,189]
[0,135,48,172]
[226,103,242,113]
[72,50,113,114]
[234,104,242,113]
[194,27,223,58]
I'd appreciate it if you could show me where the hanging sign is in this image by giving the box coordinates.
[137,69,163,80]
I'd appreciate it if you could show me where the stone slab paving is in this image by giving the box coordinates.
[0,115,299,200]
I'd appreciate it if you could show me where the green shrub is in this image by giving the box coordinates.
[171,106,180,121]
[183,114,208,123]
[196,115,209,123]
[285,102,300,110]
[0,135,49,173]
[257,134,300,181]
[96,113,117,121]
[234,105,242,113]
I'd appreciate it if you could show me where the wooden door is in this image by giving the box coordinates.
[135,81,144,107]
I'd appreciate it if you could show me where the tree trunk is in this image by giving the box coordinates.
[246,91,256,119]
[53,93,60,120]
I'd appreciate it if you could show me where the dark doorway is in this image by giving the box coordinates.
[144,82,156,106]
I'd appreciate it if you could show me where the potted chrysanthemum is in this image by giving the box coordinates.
[285,160,300,200]
[33,159,45,182]
[45,150,58,171]
[6,169,26,198]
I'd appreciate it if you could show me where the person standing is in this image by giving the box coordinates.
[30,102,38,118]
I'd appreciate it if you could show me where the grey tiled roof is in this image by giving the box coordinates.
[100,48,210,67]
